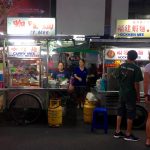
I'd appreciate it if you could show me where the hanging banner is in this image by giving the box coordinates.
[7,17,55,36]
[8,46,40,58]
[115,20,150,38]
[105,48,150,60]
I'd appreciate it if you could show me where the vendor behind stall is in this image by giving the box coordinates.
[87,63,98,91]
[52,62,70,83]
[73,59,88,108]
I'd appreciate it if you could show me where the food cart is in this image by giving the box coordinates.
[3,35,76,124]
[89,37,150,129]
[0,17,99,125]
[0,17,75,124]
[88,19,150,129]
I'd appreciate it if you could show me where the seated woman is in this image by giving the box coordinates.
[52,62,70,83]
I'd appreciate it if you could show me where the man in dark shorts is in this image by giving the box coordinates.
[113,50,143,141]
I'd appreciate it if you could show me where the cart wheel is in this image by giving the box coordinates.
[133,105,147,129]
[9,93,42,125]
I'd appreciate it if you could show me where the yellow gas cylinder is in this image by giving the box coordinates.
[83,100,96,124]
[48,99,62,127]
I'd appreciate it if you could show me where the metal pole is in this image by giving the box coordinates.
[2,38,6,87]
[46,39,49,87]
[102,45,106,75]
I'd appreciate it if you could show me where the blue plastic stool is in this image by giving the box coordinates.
[91,107,108,134]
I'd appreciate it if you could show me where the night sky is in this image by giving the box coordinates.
[0,0,51,32]
[8,0,50,17]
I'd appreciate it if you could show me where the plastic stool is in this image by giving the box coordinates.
[91,107,108,134]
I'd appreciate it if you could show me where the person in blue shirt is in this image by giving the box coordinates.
[52,62,70,82]
[73,59,88,108]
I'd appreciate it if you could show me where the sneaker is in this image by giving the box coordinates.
[124,134,139,142]
[114,131,125,138]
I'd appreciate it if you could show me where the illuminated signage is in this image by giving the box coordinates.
[8,46,40,58]
[105,48,149,60]
[115,20,150,38]
[73,35,85,41]
[7,17,55,36]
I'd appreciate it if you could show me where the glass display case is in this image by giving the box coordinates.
[8,59,41,87]
[6,45,41,88]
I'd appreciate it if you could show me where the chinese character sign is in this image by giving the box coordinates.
[7,17,55,36]
[105,48,149,60]
[8,46,40,58]
[115,20,150,38]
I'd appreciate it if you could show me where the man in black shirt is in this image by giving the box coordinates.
[113,50,143,141]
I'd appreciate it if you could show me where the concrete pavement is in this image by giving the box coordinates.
[0,112,148,150]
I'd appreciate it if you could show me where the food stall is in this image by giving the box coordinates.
[89,19,150,128]
[90,39,150,129]
[0,17,73,124]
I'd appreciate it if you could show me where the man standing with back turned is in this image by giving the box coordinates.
[113,50,143,141]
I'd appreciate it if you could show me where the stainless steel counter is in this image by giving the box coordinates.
[91,87,145,116]
[1,87,68,91]
[93,87,144,97]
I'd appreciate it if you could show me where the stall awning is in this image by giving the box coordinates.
[53,43,99,53]
[90,38,150,48]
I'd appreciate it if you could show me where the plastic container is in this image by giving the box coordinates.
[100,78,107,91]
